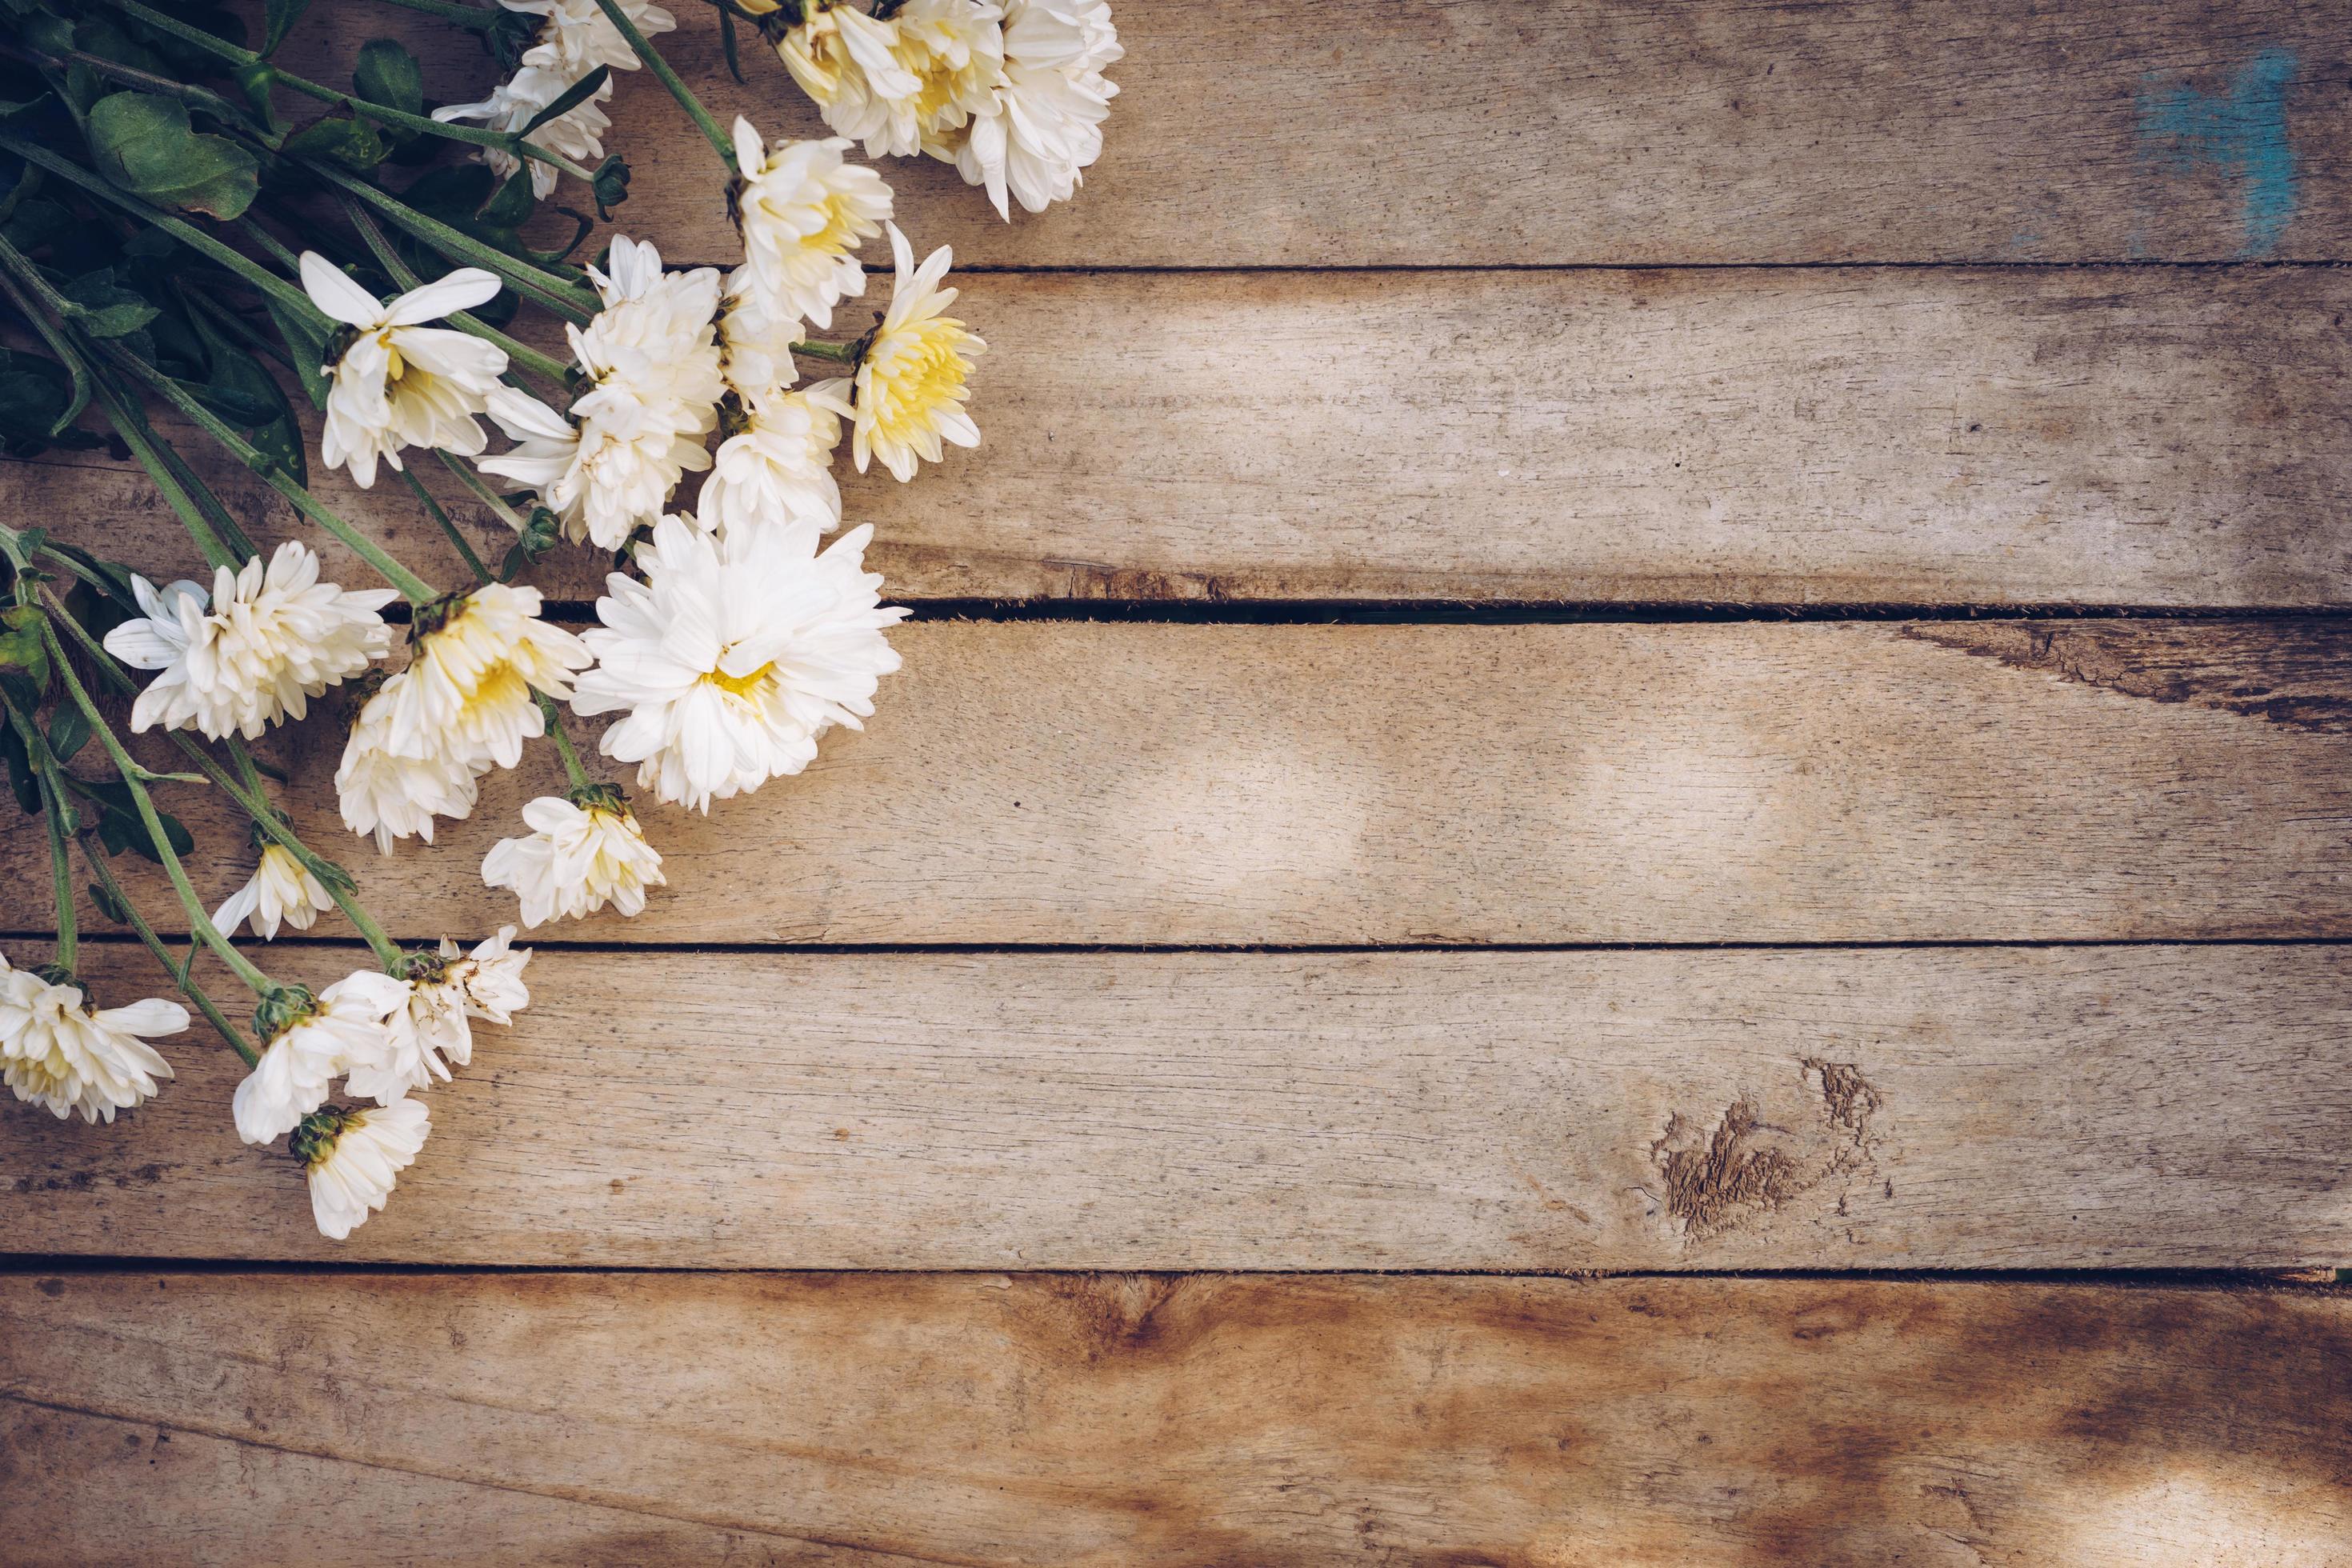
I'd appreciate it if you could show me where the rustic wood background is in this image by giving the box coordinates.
[5,2,2351,1561]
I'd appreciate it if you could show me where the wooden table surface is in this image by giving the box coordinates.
[5,2,2351,1562]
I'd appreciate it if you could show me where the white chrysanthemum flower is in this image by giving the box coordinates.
[730,120,894,330]
[336,686,484,854]
[296,1098,430,1241]
[529,235,726,548]
[576,236,726,412]
[303,255,507,488]
[0,957,183,1124]
[485,386,712,551]
[954,0,1122,218]
[777,5,925,157]
[214,842,336,941]
[852,223,983,482]
[431,65,614,198]
[718,267,803,403]
[507,0,674,76]
[482,792,666,926]
[376,583,594,772]
[348,929,532,1103]
[698,380,852,541]
[102,544,397,742]
[895,0,1007,154]
[233,972,410,1146]
[572,514,906,812]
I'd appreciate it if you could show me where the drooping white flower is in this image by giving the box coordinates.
[484,386,711,550]
[851,223,983,482]
[302,255,507,488]
[431,65,614,198]
[374,583,594,773]
[730,120,894,330]
[335,688,485,854]
[214,842,337,941]
[894,0,1008,154]
[574,236,726,417]
[698,380,852,542]
[482,792,666,926]
[102,544,397,742]
[233,972,410,1146]
[296,1097,430,1241]
[775,5,925,158]
[347,929,532,1103]
[572,514,906,812]
[529,235,726,548]
[954,0,1122,218]
[718,267,804,404]
[507,0,674,76]
[0,957,183,1124]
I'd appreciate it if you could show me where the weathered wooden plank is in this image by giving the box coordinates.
[287,1,2352,265]
[3,1273,2346,1564]
[5,621,2349,945]
[99,266,2352,602]
[22,266,2352,605]
[3,943,2349,1268]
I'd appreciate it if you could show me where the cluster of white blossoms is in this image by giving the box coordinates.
[0,954,186,1125]
[771,0,1122,220]
[235,931,531,1238]
[435,0,677,197]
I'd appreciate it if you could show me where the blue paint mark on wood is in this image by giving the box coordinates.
[2137,49,2299,258]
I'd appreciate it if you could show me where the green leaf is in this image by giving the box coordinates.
[46,703,88,763]
[84,92,260,220]
[87,876,130,924]
[520,64,606,135]
[590,154,630,218]
[59,269,160,340]
[263,0,313,56]
[233,62,284,134]
[263,294,331,408]
[0,603,52,691]
[354,39,423,118]
[282,114,391,173]
[0,348,100,452]
[1,722,36,816]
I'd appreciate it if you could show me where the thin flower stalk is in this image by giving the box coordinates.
[591,0,738,171]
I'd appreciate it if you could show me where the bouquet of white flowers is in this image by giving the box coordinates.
[0,0,1112,1238]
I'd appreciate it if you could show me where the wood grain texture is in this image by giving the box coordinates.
[25,267,2352,604]
[4,1272,2347,1564]
[4,942,2350,1268]
[289,1,2352,265]
[5,621,2350,946]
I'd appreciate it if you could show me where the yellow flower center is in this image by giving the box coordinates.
[808,191,868,258]
[705,662,774,701]
[866,319,976,442]
[382,338,409,386]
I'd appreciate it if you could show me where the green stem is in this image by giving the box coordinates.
[0,132,329,330]
[97,342,442,604]
[33,590,410,974]
[94,0,582,181]
[219,738,403,970]
[398,466,492,585]
[0,238,258,570]
[88,372,252,572]
[306,161,599,321]
[0,252,93,436]
[590,0,738,173]
[3,701,78,972]
[438,450,534,533]
[80,838,260,1065]
[537,693,593,791]
[38,619,277,998]
[340,198,575,385]
[791,337,865,364]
